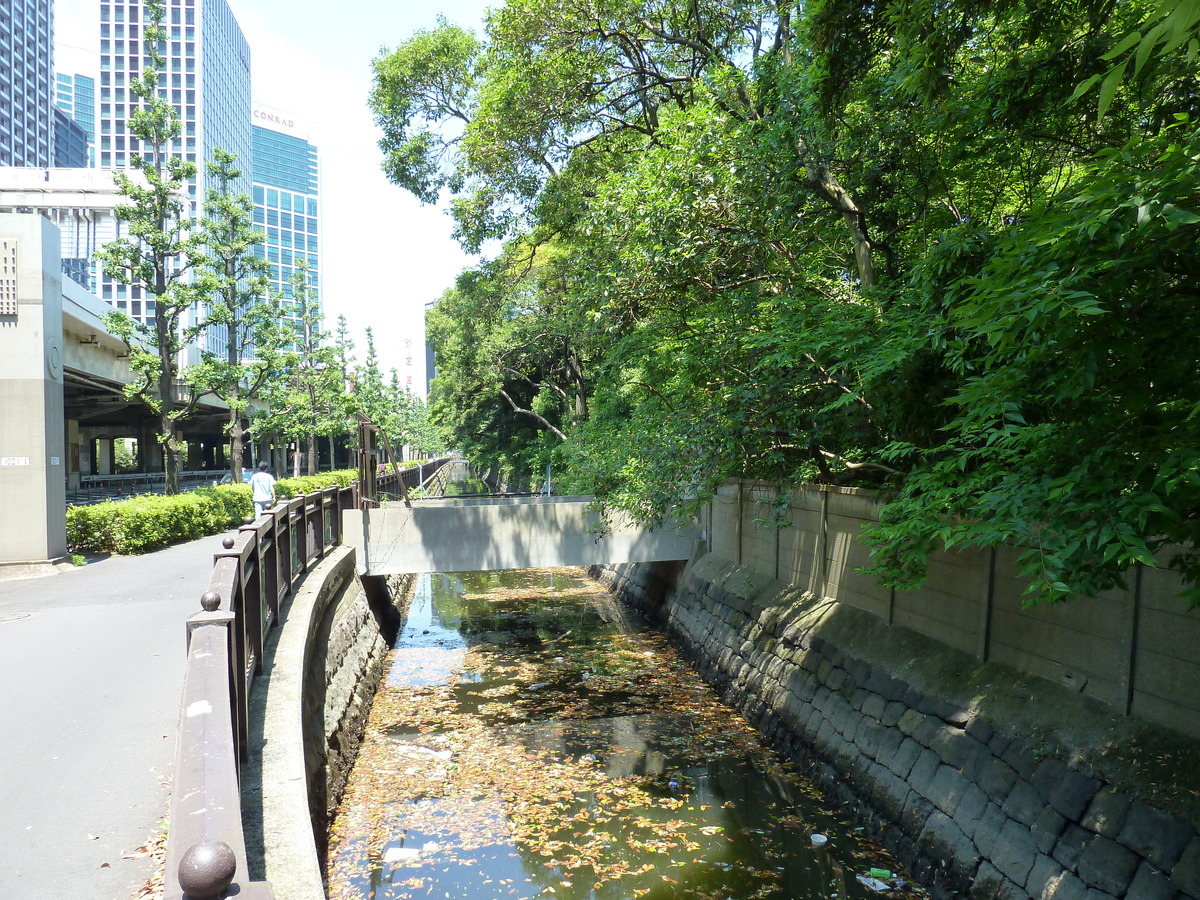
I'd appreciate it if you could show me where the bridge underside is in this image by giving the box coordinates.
[344,497,703,575]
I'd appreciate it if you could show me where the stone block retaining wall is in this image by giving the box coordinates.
[305,567,414,838]
[706,482,1200,740]
[593,554,1200,900]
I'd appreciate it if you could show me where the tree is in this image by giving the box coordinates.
[390,371,444,457]
[376,0,1200,604]
[333,314,357,432]
[353,327,391,431]
[98,0,201,495]
[253,261,347,475]
[186,149,278,483]
[352,329,441,460]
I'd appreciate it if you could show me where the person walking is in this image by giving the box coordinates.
[249,461,277,518]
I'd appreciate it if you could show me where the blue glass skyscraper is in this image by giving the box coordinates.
[251,105,320,322]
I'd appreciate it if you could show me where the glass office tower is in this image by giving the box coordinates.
[1,0,55,166]
[251,105,320,328]
[55,72,96,165]
[96,0,251,329]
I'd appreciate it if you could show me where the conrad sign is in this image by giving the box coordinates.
[253,109,294,129]
[251,106,308,139]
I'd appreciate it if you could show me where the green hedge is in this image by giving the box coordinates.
[66,460,438,555]
[273,463,427,499]
[275,468,356,499]
[66,485,253,555]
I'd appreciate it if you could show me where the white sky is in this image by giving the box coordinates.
[54,0,495,394]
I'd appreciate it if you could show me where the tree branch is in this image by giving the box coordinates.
[498,388,568,440]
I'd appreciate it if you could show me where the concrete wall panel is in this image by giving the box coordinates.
[705,479,1200,739]
[347,497,703,575]
[0,215,66,565]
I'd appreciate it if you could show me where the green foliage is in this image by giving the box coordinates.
[371,18,482,205]
[381,0,1200,605]
[96,0,203,495]
[65,486,251,555]
[274,468,357,499]
[862,117,1200,605]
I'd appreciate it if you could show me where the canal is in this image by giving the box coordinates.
[326,568,926,900]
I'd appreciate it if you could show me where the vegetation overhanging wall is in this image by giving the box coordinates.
[706,481,1200,740]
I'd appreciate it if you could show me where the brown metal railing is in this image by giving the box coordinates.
[162,456,450,900]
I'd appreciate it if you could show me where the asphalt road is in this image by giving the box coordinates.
[0,531,236,900]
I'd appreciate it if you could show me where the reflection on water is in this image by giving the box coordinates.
[328,569,921,900]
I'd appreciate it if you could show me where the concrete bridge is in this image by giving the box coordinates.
[344,494,703,575]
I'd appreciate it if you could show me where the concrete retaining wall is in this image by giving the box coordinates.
[708,482,1200,740]
[595,555,1200,900]
[243,547,413,900]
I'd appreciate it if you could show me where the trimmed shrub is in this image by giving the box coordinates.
[64,460,438,555]
[275,468,357,499]
[65,484,252,555]
[65,501,121,554]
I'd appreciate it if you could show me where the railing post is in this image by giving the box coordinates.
[232,527,266,676]
[263,508,281,618]
[298,496,311,572]
[203,561,251,762]
[168,595,275,899]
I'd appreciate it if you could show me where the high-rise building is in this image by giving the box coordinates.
[97,0,251,329]
[1,0,55,167]
[55,72,96,164]
[53,108,90,168]
[250,104,320,326]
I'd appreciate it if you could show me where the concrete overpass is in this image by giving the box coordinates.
[345,495,703,574]
[0,211,275,572]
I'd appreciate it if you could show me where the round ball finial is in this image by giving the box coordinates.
[200,591,222,612]
[177,839,236,898]
[221,536,235,549]
[243,515,255,525]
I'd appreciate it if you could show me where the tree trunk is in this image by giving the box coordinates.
[227,294,243,483]
[568,349,588,421]
[805,162,876,288]
[157,316,180,495]
[306,434,318,475]
[229,416,244,483]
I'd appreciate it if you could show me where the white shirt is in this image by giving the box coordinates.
[249,470,276,503]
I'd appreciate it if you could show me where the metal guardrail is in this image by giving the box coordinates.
[67,470,224,505]
[162,457,450,900]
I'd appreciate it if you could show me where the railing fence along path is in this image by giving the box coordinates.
[162,453,450,900]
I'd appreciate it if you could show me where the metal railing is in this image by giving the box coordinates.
[162,456,450,900]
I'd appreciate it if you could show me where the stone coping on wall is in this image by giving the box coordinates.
[241,545,357,900]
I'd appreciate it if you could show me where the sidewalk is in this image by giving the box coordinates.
[0,531,236,900]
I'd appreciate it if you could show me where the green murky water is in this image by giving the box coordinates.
[326,569,923,900]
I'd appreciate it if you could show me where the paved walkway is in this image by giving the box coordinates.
[0,531,236,900]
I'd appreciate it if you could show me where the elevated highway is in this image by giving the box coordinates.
[0,209,283,569]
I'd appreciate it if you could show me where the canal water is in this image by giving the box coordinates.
[326,568,924,900]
